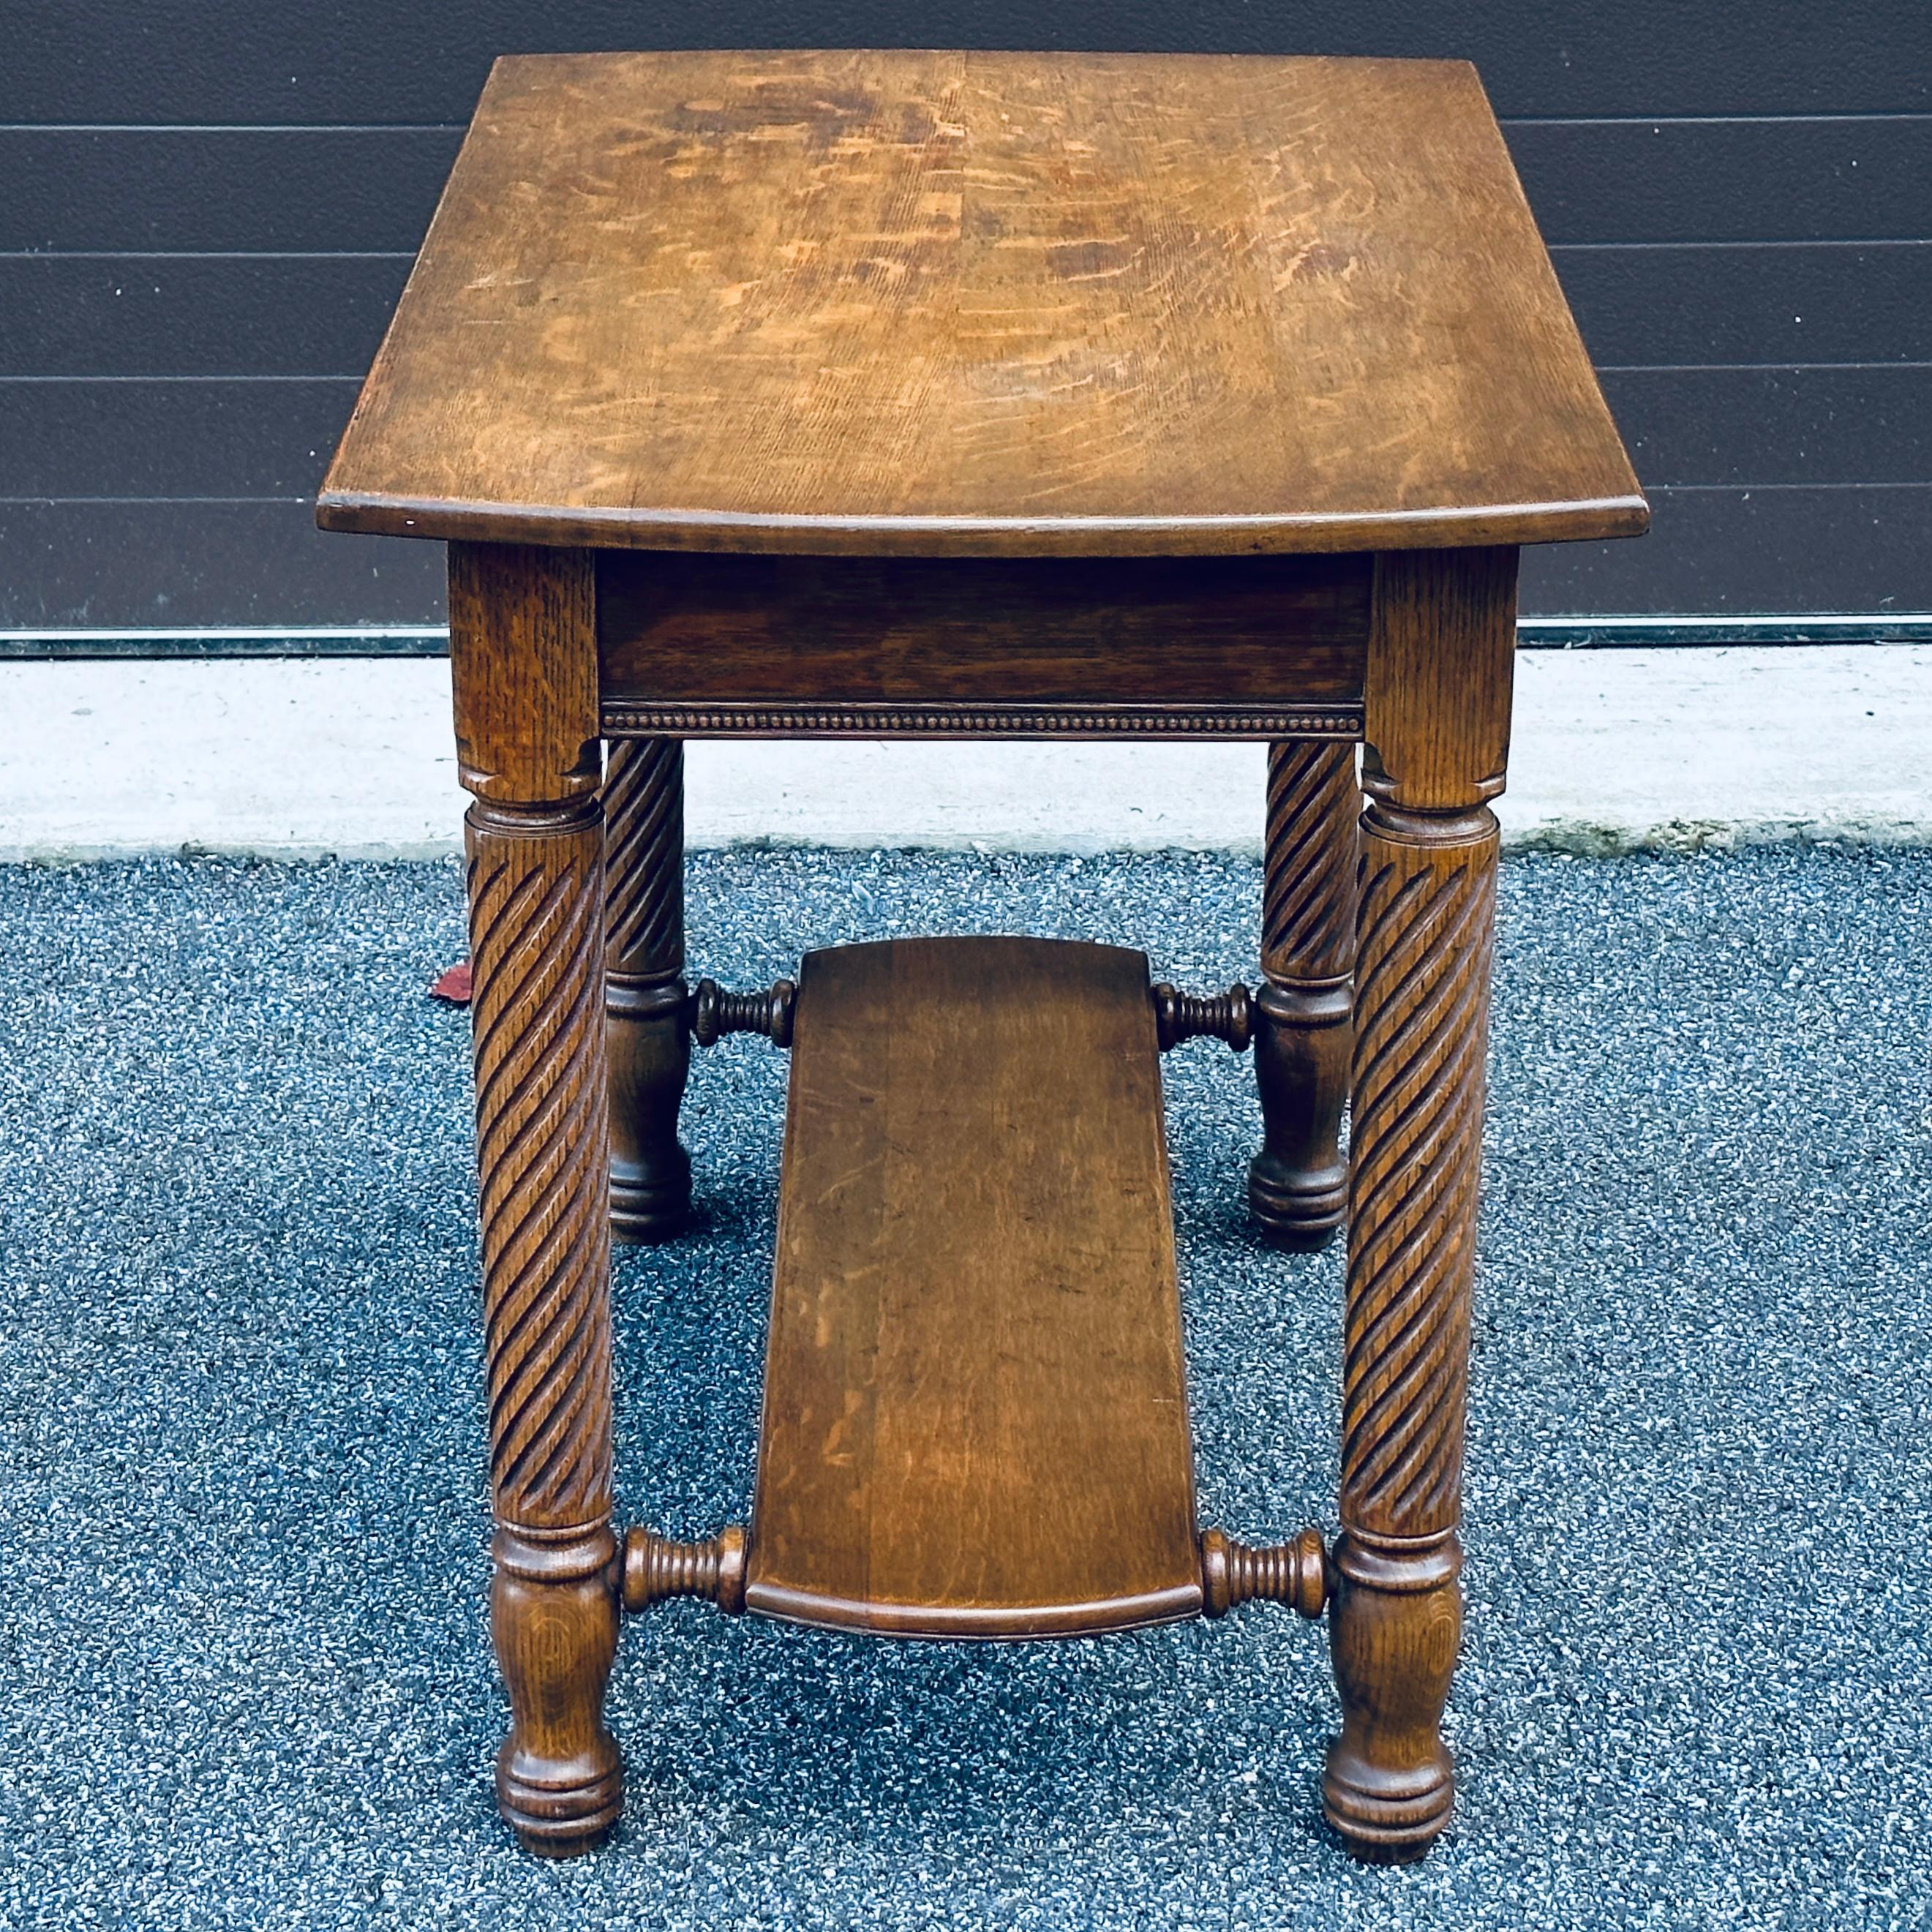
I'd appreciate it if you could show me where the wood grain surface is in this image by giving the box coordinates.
[745,936,1203,1638]
[466,794,624,1856]
[447,543,600,803]
[1320,546,1516,1863]
[597,550,1371,708]
[318,49,1645,557]
[1248,740,1359,1248]
[452,544,625,1855]
[601,736,692,1243]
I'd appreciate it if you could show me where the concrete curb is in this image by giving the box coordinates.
[7,644,1929,862]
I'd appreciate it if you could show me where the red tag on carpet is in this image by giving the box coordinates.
[429,960,473,1004]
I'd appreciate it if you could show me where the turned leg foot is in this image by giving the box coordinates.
[1249,740,1358,1249]
[493,1528,623,1854]
[1323,1533,1461,1860]
[604,737,692,1243]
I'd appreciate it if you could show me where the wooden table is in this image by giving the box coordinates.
[317,48,1645,1865]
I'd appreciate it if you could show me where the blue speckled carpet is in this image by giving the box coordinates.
[1,848,1928,1930]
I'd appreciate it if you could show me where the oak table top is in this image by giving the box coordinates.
[317,48,1645,560]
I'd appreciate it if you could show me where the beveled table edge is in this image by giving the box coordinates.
[315,491,1652,557]
[742,1576,1207,1639]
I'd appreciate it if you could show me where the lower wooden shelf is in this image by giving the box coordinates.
[744,935,1203,1638]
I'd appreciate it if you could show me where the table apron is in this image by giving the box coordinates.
[595,549,1371,738]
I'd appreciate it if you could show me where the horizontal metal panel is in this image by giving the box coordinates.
[1557,243,1931,367]
[0,3,1927,125]
[0,500,445,627]
[11,367,1926,500]
[9,245,1928,389]
[1,256,409,377]
[1602,367,1932,486]
[0,129,463,254]
[1522,485,1932,613]
[7,116,1930,255]
[0,380,358,495]
[1508,116,1932,245]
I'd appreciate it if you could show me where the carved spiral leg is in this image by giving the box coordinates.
[1249,740,1359,1248]
[1323,797,1496,1863]
[467,795,623,1855]
[604,737,691,1242]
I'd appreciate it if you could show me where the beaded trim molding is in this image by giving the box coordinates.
[599,702,1364,740]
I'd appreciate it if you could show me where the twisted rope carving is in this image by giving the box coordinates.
[1263,740,1358,984]
[467,800,614,1533]
[1339,808,1496,1540]
[603,737,683,980]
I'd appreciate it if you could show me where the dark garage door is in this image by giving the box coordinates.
[3,2,1928,630]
